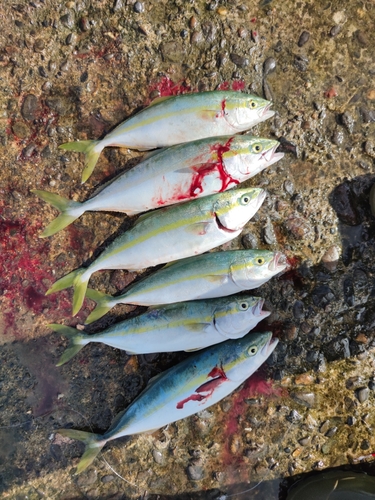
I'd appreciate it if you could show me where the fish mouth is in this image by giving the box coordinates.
[268,252,287,272]
[261,333,279,357]
[252,298,264,316]
[260,144,285,165]
[260,103,275,121]
[214,213,239,233]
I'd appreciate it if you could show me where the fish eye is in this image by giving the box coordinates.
[256,257,265,265]
[248,346,258,356]
[240,302,248,310]
[253,143,263,153]
[241,195,250,205]
[249,100,257,109]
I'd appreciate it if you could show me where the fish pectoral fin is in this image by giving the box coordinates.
[185,221,213,236]
[206,274,227,284]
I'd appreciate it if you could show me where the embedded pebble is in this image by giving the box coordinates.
[263,57,276,76]
[325,426,337,438]
[319,420,330,434]
[76,469,97,487]
[321,245,340,271]
[298,436,311,446]
[21,94,39,121]
[291,391,315,408]
[284,216,312,240]
[340,111,355,134]
[101,475,115,483]
[284,180,294,196]
[356,387,369,403]
[60,12,75,29]
[33,39,45,53]
[12,121,30,139]
[187,464,204,481]
[293,300,305,320]
[364,139,375,158]
[330,25,342,37]
[262,220,277,245]
[134,1,144,13]
[298,31,310,47]
[294,55,308,72]
[330,183,360,225]
[242,232,258,249]
[230,53,249,67]
[152,449,164,465]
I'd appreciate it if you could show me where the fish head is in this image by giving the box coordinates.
[225,94,275,130]
[220,331,278,382]
[213,295,270,339]
[230,250,287,288]
[223,137,284,177]
[213,188,266,232]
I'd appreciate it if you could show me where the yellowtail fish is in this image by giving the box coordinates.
[60,91,275,182]
[33,135,283,237]
[51,295,269,365]
[57,331,278,473]
[46,188,266,316]
[85,249,286,324]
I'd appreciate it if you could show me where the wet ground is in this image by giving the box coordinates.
[1,0,375,498]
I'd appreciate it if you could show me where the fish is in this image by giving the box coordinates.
[59,91,275,182]
[46,188,267,316]
[57,330,278,473]
[33,135,283,237]
[50,295,270,365]
[286,469,375,500]
[85,249,286,324]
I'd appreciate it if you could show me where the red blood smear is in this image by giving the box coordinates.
[250,17,257,23]
[222,368,285,465]
[176,393,205,409]
[208,365,227,379]
[148,76,192,98]
[0,209,86,337]
[217,81,245,91]
[231,80,245,91]
[176,365,228,409]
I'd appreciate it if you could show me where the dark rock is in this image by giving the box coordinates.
[298,31,310,47]
[355,30,368,47]
[359,107,375,123]
[230,53,249,67]
[101,475,115,483]
[293,300,305,320]
[242,232,258,249]
[340,111,355,133]
[79,17,90,32]
[326,337,350,360]
[45,97,69,115]
[343,278,354,306]
[21,94,39,121]
[263,79,274,102]
[361,439,371,450]
[347,416,356,425]
[330,25,342,37]
[329,183,361,226]
[263,57,276,76]
[325,426,337,438]
[294,55,308,72]
[187,464,204,481]
[262,220,277,244]
[134,1,144,13]
[364,139,375,158]
[286,409,303,423]
[202,22,217,43]
[60,12,75,29]
[283,321,298,341]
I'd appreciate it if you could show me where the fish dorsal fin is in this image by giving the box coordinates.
[148,95,175,107]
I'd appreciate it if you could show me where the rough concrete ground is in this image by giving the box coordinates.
[1,0,375,498]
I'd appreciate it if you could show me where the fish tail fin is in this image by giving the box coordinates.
[46,268,90,316]
[32,189,84,237]
[85,288,114,324]
[57,429,105,474]
[49,323,86,366]
[59,140,102,183]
